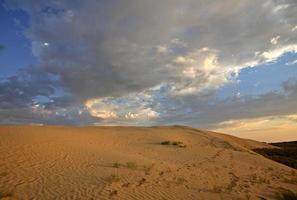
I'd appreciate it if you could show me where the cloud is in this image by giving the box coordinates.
[153,80,297,128]
[286,59,297,65]
[2,0,297,125]
[260,45,297,62]
[84,90,160,125]
[286,114,297,122]
[270,35,280,45]
[213,114,297,142]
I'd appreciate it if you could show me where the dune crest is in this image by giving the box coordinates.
[0,126,296,200]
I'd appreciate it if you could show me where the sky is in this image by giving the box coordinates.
[0,0,297,142]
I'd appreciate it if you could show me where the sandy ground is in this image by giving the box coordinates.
[0,125,296,200]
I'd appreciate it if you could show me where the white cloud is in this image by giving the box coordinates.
[156,45,169,54]
[260,44,297,62]
[125,108,159,120]
[270,35,280,45]
[272,4,289,13]
[169,48,231,96]
[171,38,187,47]
[286,59,297,65]
[31,104,53,116]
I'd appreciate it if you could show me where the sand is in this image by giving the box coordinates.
[0,125,296,200]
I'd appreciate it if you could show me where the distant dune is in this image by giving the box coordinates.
[0,126,296,199]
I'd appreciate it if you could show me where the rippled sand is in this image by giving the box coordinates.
[0,125,296,199]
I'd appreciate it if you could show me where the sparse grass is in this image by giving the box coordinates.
[245,193,251,200]
[283,176,297,184]
[0,191,12,198]
[172,141,183,146]
[112,161,152,171]
[160,140,186,148]
[112,162,121,168]
[126,161,137,169]
[260,177,270,184]
[212,186,223,193]
[268,167,273,171]
[249,174,270,184]
[176,177,187,184]
[105,174,120,184]
[276,190,297,200]
[143,163,155,175]
[161,141,171,145]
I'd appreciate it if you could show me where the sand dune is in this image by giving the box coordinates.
[0,125,296,200]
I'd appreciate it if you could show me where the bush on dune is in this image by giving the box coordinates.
[160,140,186,148]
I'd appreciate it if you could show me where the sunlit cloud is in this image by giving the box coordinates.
[214,114,297,142]
[84,90,159,124]
[270,36,280,45]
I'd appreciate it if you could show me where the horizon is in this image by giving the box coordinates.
[0,124,295,143]
[1,0,297,142]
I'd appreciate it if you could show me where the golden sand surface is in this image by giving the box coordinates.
[0,125,296,199]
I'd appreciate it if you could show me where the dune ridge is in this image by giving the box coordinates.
[0,125,296,200]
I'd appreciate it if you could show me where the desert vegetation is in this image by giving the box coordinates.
[112,161,138,170]
[104,174,120,184]
[160,140,186,148]
[253,141,297,169]
[276,189,297,200]
[0,191,12,199]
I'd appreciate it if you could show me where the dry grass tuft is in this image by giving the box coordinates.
[160,140,186,148]
[112,162,121,168]
[105,174,120,184]
[126,161,137,169]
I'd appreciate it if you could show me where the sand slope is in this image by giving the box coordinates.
[0,126,296,200]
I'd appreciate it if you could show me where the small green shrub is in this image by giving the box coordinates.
[161,141,171,145]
